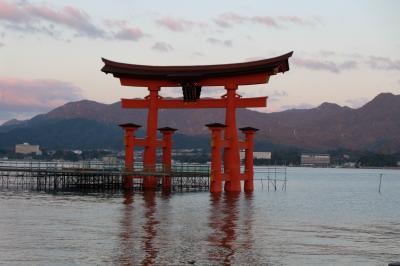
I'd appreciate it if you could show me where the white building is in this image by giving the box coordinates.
[15,143,41,155]
[240,151,272,160]
[102,155,118,165]
[301,154,330,166]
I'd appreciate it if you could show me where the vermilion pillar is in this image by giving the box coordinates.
[119,123,141,189]
[143,86,160,190]
[158,127,177,191]
[206,123,226,193]
[240,127,259,192]
[224,85,241,192]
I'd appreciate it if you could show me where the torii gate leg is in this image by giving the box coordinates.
[119,123,141,190]
[224,85,241,192]
[159,128,177,192]
[123,128,134,189]
[240,128,258,192]
[143,86,160,190]
[206,123,225,193]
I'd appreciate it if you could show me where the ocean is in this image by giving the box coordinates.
[0,167,399,265]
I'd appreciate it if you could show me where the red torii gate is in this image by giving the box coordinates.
[101,52,293,193]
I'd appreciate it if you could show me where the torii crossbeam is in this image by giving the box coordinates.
[101,52,293,192]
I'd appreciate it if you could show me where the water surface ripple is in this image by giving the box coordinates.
[0,167,399,265]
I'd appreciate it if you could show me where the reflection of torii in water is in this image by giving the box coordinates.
[118,191,161,265]
[101,52,293,193]
[207,192,256,264]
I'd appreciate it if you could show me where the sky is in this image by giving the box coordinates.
[0,0,399,124]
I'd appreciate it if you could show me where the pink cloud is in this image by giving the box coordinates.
[278,16,320,26]
[114,27,145,41]
[0,77,82,112]
[0,0,103,37]
[214,12,320,29]
[28,5,103,37]
[0,0,28,22]
[251,16,279,27]
[156,17,195,32]
[214,12,247,28]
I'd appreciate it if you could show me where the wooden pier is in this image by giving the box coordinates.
[0,160,210,192]
[0,160,287,193]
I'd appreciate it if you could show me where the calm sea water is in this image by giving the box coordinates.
[0,167,399,265]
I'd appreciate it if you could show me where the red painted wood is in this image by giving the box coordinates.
[121,96,267,109]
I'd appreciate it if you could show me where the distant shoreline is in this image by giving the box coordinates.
[290,165,400,170]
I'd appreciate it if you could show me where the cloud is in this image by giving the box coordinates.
[296,52,399,73]
[100,18,147,41]
[152,41,173,52]
[214,12,320,29]
[365,56,400,71]
[206,37,232,47]
[0,42,3,47]
[213,12,247,28]
[292,57,357,73]
[156,17,195,32]
[278,16,320,26]
[114,27,145,41]
[281,103,315,110]
[0,0,26,23]
[103,19,127,28]
[268,90,288,102]
[0,0,104,38]
[251,16,279,28]
[345,97,369,108]
[0,77,82,113]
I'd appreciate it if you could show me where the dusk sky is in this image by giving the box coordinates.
[0,0,399,124]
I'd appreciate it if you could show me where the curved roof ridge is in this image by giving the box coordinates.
[101,51,293,80]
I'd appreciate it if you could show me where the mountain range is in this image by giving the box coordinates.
[1,93,399,153]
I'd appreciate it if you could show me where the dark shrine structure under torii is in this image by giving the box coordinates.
[101,51,293,193]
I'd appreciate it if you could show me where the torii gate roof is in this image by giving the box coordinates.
[101,52,293,82]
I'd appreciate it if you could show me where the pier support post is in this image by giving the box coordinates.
[159,127,177,192]
[206,123,226,193]
[119,123,141,189]
[240,127,258,192]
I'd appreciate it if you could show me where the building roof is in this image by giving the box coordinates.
[205,123,227,128]
[239,127,259,132]
[101,52,293,81]
[119,123,142,128]
[158,127,178,132]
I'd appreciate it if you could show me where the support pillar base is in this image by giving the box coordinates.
[123,176,133,190]
[244,180,254,192]
[162,176,171,191]
[210,181,222,193]
[224,179,241,192]
[142,176,157,190]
